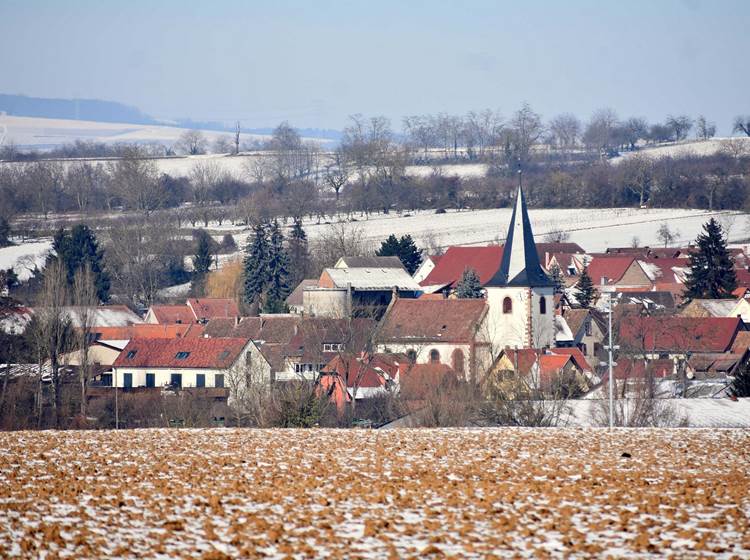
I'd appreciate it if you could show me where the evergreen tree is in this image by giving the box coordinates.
[548,263,564,295]
[0,217,11,248]
[263,220,291,313]
[192,229,214,276]
[49,224,110,302]
[576,265,597,308]
[287,219,310,287]
[376,234,423,275]
[683,218,737,300]
[730,361,750,398]
[455,267,484,298]
[243,221,270,305]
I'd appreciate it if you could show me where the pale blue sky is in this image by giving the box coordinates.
[0,0,747,132]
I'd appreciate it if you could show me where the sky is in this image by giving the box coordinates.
[0,0,748,132]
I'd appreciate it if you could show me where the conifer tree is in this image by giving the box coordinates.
[683,218,737,300]
[192,229,214,276]
[576,265,597,308]
[288,218,310,287]
[730,360,750,398]
[243,221,270,305]
[548,263,564,295]
[263,220,291,313]
[455,267,484,298]
[376,233,423,275]
[49,224,110,302]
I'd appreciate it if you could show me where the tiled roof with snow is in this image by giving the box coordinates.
[619,316,742,354]
[324,267,422,291]
[92,324,204,340]
[187,298,240,320]
[148,305,196,324]
[420,246,504,288]
[60,306,143,328]
[335,256,405,269]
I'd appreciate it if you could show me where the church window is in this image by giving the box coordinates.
[539,296,547,314]
[452,349,464,373]
[429,349,440,363]
[503,297,513,314]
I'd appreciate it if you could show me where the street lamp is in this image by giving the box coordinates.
[599,282,619,430]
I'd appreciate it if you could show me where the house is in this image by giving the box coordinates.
[680,298,750,324]
[88,323,205,343]
[334,256,405,269]
[419,246,504,294]
[286,279,318,314]
[144,305,196,325]
[618,316,744,359]
[412,255,442,284]
[486,347,592,396]
[584,256,652,289]
[304,266,421,318]
[558,308,606,362]
[145,298,240,324]
[376,298,491,382]
[60,340,128,369]
[109,337,258,389]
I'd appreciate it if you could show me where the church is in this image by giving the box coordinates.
[483,185,556,350]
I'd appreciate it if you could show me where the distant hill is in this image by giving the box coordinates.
[0,93,157,125]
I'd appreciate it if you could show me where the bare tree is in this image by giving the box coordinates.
[72,264,97,419]
[108,147,165,216]
[507,102,544,164]
[583,108,620,156]
[733,116,750,137]
[177,129,207,155]
[234,121,241,155]
[622,117,649,151]
[212,135,233,154]
[656,223,678,247]
[695,115,716,140]
[33,261,73,428]
[665,115,693,142]
[548,113,581,152]
[323,150,351,203]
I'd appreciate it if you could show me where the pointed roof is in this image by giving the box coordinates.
[486,187,553,288]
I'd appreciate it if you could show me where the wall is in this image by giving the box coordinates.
[485,286,555,350]
[110,367,227,388]
[303,288,348,318]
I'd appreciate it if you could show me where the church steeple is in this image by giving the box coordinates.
[486,186,554,287]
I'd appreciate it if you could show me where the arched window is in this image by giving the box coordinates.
[539,296,547,315]
[452,349,465,374]
[406,349,417,362]
[429,349,441,363]
[503,297,513,314]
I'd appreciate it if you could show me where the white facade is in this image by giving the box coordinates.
[485,286,555,350]
[110,367,229,389]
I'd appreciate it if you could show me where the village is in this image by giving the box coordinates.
[2,183,748,430]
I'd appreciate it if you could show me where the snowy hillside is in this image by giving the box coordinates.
[611,137,750,164]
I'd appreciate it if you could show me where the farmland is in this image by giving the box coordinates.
[1,428,748,558]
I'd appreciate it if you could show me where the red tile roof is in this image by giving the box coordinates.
[187,298,240,320]
[113,337,250,369]
[378,299,488,343]
[585,257,636,286]
[606,358,675,380]
[552,347,592,372]
[400,363,457,400]
[735,269,750,288]
[91,324,204,340]
[637,258,690,283]
[731,331,750,354]
[420,246,503,288]
[148,305,196,324]
[619,316,742,353]
[322,353,406,389]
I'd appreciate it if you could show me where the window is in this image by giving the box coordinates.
[245,351,253,365]
[101,373,112,386]
[123,373,133,388]
[429,349,440,363]
[539,296,547,315]
[175,351,190,360]
[503,297,513,314]
[584,319,592,336]
[126,350,137,359]
[170,373,182,388]
[323,343,343,352]
[452,349,465,374]
[217,350,230,361]
[146,373,155,388]
[215,374,225,388]
[196,374,206,388]
[406,349,417,362]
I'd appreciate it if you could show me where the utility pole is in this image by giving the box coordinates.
[600,282,618,430]
[114,369,119,429]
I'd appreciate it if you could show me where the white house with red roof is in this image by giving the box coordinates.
[110,337,261,389]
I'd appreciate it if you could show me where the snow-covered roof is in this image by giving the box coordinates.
[323,267,422,291]
[554,315,574,342]
[60,306,143,328]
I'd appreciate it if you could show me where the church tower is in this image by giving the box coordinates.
[484,186,556,350]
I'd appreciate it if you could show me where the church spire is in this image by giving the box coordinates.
[486,185,554,287]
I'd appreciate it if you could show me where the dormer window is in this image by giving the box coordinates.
[126,350,137,359]
[175,351,190,360]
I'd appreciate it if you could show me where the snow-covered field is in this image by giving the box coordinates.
[1,208,744,280]
[0,114,277,148]
[1,428,747,558]
[612,137,750,164]
[288,207,747,253]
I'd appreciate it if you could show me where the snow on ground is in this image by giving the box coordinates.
[270,207,747,253]
[612,137,750,164]
[0,428,747,558]
[0,240,51,280]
